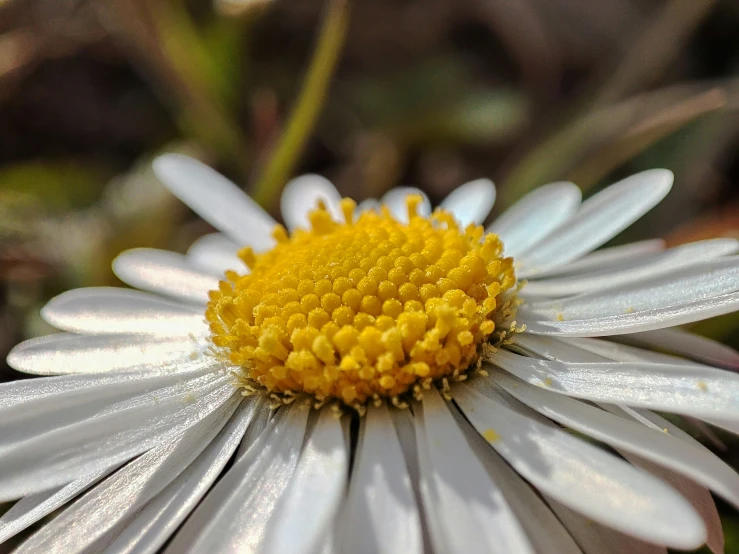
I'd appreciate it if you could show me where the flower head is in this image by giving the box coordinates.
[208,194,515,408]
[3,154,739,553]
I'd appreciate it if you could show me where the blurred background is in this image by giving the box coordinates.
[1,0,739,550]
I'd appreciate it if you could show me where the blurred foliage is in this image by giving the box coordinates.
[1,0,739,550]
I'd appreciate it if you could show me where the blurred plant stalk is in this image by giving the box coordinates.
[251,0,349,209]
[500,0,720,206]
[94,0,250,176]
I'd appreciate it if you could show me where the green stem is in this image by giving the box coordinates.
[251,0,349,207]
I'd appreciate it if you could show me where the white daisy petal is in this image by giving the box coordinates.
[607,405,729,460]
[557,336,695,366]
[101,400,256,554]
[619,328,739,370]
[414,388,534,554]
[386,407,431,550]
[262,408,349,554]
[8,333,204,376]
[356,198,380,214]
[704,416,739,435]
[454,382,706,549]
[494,373,739,508]
[113,248,219,305]
[630,409,729,448]
[0,359,215,424]
[388,408,422,487]
[622,455,724,554]
[0,369,226,461]
[337,404,423,554]
[681,417,728,451]
[524,256,739,320]
[488,181,581,259]
[281,174,344,230]
[0,375,234,501]
[0,466,115,544]
[522,239,739,298]
[152,154,276,250]
[452,408,581,554]
[522,333,694,373]
[517,170,673,276]
[488,349,739,422]
[513,334,609,363]
[186,233,245,276]
[522,290,739,336]
[235,396,271,461]
[546,498,668,554]
[381,187,431,223]
[165,404,309,554]
[529,239,666,279]
[41,287,207,336]
[439,178,496,226]
[15,395,240,553]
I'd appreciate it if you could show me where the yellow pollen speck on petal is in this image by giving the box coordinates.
[483,428,500,443]
[206,195,516,407]
[697,380,708,392]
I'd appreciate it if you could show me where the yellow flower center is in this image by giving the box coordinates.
[206,195,516,409]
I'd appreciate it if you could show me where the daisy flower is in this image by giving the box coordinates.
[3,153,739,554]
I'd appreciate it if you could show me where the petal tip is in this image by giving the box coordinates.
[6,342,26,372]
[638,168,674,194]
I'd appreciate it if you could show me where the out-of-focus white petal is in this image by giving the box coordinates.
[521,290,739,336]
[281,174,344,230]
[440,178,496,226]
[152,154,275,250]
[0,466,115,544]
[337,404,423,554]
[619,328,739,370]
[79,400,255,554]
[356,198,380,214]
[517,170,673,276]
[165,404,309,553]
[0,375,234,501]
[454,382,706,549]
[522,239,739,298]
[622,454,723,554]
[186,233,245,276]
[15,395,240,553]
[488,181,581,258]
[414,388,534,554]
[381,187,431,223]
[546,498,668,554]
[7,333,203,376]
[487,349,739,422]
[0,359,215,423]
[113,248,219,304]
[41,287,207,336]
[494,373,739,508]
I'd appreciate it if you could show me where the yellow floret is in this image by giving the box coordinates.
[206,194,516,408]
